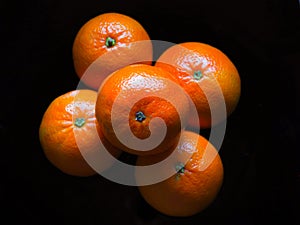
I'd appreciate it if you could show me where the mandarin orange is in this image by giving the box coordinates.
[72,12,152,90]
[155,42,241,128]
[39,89,121,176]
[136,130,224,216]
[95,64,190,156]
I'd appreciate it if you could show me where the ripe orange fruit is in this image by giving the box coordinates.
[95,64,190,156]
[155,42,241,128]
[39,89,121,177]
[136,130,224,217]
[72,12,153,90]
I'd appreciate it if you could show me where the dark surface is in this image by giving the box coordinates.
[1,0,299,224]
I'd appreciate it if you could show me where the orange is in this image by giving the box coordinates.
[136,130,224,217]
[39,89,121,177]
[72,12,152,90]
[95,64,190,156]
[155,42,241,128]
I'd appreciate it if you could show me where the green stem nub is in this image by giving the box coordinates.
[193,70,203,80]
[175,162,185,180]
[175,162,185,174]
[74,118,85,127]
[105,37,116,48]
[135,111,146,122]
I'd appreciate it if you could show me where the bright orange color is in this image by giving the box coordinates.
[39,90,121,177]
[136,130,224,217]
[95,64,190,156]
[72,12,152,90]
[155,42,241,128]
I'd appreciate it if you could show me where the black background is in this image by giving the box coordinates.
[1,0,299,224]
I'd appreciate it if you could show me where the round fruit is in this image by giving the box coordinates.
[95,64,190,156]
[39,89,121,177]
[155,42,241,128]
[72,12,152,90]
[136,130,224,217]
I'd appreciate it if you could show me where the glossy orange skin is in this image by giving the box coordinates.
[155,42,241,128]
[136,131,224,217]
[39,90,121,177]
[95,64,190,156]
[72,12,152,90]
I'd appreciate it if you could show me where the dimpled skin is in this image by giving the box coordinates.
[95,64,190,156]
[39,90,121,176]
[155,42,241,128]
[136,131,224,217]
[72,12,152,90]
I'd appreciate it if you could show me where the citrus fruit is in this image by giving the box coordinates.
[136,130,224,217]
[155,42,241,128]
[72,12,153,90]
[95,64,190,156]
[39,89,121,177]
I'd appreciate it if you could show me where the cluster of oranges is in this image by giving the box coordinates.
[39,12,241,217]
